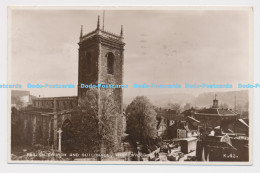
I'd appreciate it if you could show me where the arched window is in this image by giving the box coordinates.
[86,52,92,74]
[107,52,114,74]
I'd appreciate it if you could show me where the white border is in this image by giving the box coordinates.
[1,0,260,173]
[6,6,254,166]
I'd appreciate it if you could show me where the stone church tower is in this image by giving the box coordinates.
[17,16,125,152]
[77,16,125,149]
[78,16,125,100]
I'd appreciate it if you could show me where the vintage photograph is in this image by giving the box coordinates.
[8,7,253,164]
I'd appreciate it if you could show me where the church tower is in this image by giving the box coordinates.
[78,15,125,98]
[77,16,125,124]
[77,16,125,150]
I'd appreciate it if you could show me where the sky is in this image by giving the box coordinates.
[10,7,252,98]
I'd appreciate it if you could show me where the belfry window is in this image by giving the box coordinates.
[107,52,114,74]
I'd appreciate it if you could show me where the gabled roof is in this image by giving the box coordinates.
[239,119,249,127]
[220,119,249,134]
[187,116,200,123]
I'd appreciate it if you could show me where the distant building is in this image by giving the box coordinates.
[156,109,182,137]
[167,117,199,139]
[194,95,239,132]
[11,90,34,108]
[196,135,249,161]
[195,95,249,162]
[156,109,199,139]
[172,137,198,154]
[219,118,249,137]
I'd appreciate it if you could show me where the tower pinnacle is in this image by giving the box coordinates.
[120,25,123,37]
[97,15,100,30]
[80,25,83,40]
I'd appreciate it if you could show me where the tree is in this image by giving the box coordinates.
[219,102,229,109]
[183,103,191,110]
[77,88,121,155]
[167,103,181,113]
[11,96,23,109]
[126,96,157,145]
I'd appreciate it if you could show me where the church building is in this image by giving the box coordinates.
[16,16,125,151]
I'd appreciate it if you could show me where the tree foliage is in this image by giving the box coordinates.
[126,96,157,144]
[76,88,121,154]
[167,103,181,113]
[11,96,24,109]
[183,103,191,110]
[219,102,229,109]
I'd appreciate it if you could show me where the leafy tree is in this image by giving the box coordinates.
[167,103,181,113]
[126,96,157,145]
[183,103,191,110]
[11,96,23,109]
[76,88,121,155]
[219,102,229,109]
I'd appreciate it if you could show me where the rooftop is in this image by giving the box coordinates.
[195,108,238,116]
[195,95,238,117]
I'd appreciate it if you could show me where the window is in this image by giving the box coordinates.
[107,52,114,74]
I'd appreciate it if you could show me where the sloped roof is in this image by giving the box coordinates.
[218,109,237,115]
[197,108,218,114]
[187,116,200,123]
[181,108,196,116]
[157,109,185,121]
[195,108,237,116]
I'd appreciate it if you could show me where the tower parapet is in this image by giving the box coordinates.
[78,16,125,99]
